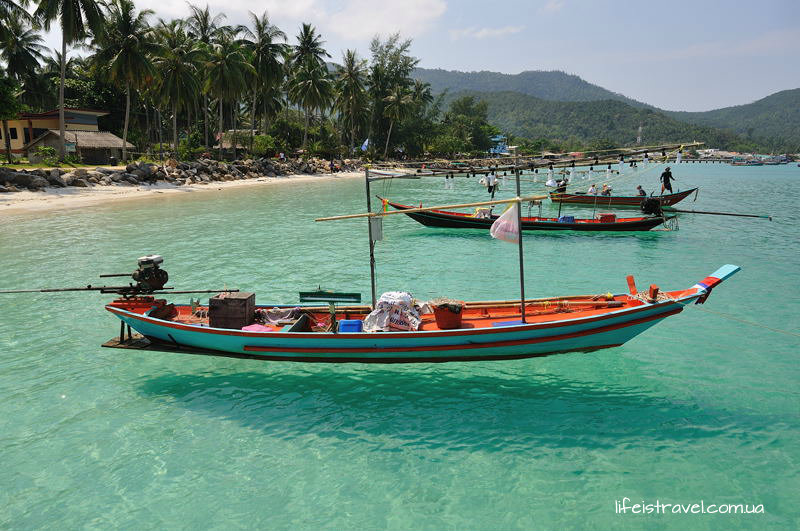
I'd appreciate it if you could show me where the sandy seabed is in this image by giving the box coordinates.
[0,172,362,215]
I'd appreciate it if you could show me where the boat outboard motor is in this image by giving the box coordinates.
[132,254,169,292]
[640,197,663,217]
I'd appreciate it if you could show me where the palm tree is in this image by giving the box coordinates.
[335,49,368,151]
[186,3,225,148]
[0,0,31,40]
[382,85,412,158]
[289,23,329,69]
[92,0,157,162]
[288,59,333,152]
[0,12,45,81]
[204,35,253,159]
[239,11,286,153]
[34,0,103,161]
[153,20,203,153]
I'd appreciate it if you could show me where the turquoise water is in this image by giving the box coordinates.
[1,163,798,530]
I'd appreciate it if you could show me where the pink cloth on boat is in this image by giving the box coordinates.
[241,323,272,332]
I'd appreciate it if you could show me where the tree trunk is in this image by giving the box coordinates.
[157,108,163,161]
[2,120,12,163]
[250,88,257,155]
[203,93,209,148]
[144,104,151,156]
[122,83,131,162]
[172,102,178,155]
[58,34,67,162]
[218,99,224,160]
[302,108,309,152]
[232,103,237,160]
[383,120,394,158]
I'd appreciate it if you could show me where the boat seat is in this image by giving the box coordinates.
[281,313,311,332]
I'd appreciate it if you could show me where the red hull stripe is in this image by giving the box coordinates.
[696,276,720,289]
[107,298,687,339]
[243,307,682,354]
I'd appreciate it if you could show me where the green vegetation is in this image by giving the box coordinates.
[664,89,800,152]
[443,91,764,152]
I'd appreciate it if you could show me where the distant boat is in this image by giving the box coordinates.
[549,188,698,208]
[382,199,670,232]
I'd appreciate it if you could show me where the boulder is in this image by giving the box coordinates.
[61,172,75,186]
[100,176,113,186]
[72,178,90,187]
[72,168,88,177]
[109,173,123,182]
[0,185,11,193]
[5,172,49,190]
[125,163,138,172]
[47,172,67,187]
[131,169,147,179]
[94,167,115,175]
[123,174,139,185]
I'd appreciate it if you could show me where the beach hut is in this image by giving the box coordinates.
[25,130,135,164]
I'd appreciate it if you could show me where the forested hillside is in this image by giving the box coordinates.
[444,91,752,150]
[665,89,800,151]
[413,68,648,107]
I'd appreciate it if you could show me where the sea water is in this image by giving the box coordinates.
[0,163,798,530]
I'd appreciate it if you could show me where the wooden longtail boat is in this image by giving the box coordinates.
[383,199,670,231]
[104,266,740,363]
[550,187,698,208]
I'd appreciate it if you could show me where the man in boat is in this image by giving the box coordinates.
[554,177,569,193]
[588,183,598,195]
[601,184,612,196]
[660,167,675,194]
[636,185,647,196]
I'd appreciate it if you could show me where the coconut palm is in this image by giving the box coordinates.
[288,59,333,151]
[335,49,368,151]
[186,3,226,148]
[289,23,329,70]
[92,0,157,161]
[382,85,412,158]
[153,20,203,152]
[0,12,45,81]
[204,35,253,159]
[239,11,286,153]
[34,0,103,160]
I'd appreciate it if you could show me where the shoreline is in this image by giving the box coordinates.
[0,171,362,215]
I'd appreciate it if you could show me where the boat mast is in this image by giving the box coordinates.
[513,149,527,323]
[365,167,377,308]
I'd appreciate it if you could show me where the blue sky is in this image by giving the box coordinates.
[40,0,800,111]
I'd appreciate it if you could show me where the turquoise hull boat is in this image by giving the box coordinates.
[105,265,740,363]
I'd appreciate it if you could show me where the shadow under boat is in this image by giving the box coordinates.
[137,368,760,453]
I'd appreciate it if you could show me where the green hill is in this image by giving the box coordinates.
[413,68,649,108]
[664,89,800,152]
[415,67,798,151]
[444,91,749,150]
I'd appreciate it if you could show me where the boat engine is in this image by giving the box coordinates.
[640,197,664,216]
[132,255,169,292]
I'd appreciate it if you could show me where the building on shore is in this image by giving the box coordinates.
[1,108,133,164]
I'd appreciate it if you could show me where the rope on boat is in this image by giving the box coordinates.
[694,306,800,339]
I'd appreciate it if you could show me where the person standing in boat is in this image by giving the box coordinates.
[636,185,647,196]
[555,177,569,193]
[660,167,675,194]
[588,183,598,195]
[601,184,612,196]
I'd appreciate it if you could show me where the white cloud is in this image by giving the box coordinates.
[326,0,447,40]
[540,0,564,13]
[449,25,523,41]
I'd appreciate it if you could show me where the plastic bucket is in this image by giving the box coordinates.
[432,301,464,329]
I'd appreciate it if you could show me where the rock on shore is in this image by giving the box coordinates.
[0,157,363,193]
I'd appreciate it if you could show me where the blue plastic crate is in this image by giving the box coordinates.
[558,215,575,223]
[338,319,363,332]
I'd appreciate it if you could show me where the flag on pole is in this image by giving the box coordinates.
[361,138,370,151]
[489,203,520,244]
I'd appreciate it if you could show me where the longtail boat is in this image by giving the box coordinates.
[550,187,698,208]
[104,264,739,363]
[382,199,670,232]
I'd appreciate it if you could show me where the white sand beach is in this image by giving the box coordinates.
[0,171,363,215]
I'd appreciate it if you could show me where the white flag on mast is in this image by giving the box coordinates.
[489,202,520,243]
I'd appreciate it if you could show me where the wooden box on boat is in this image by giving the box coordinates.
[209,291,255,329]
